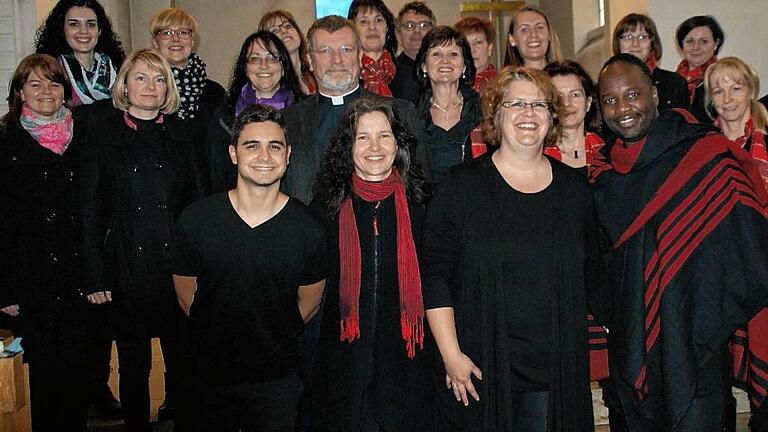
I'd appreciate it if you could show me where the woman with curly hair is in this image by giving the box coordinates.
[348,0,398,96]
[260,9,317,94]
[35,0,124,106]
[422,67,604,431]
[309,96,434,431]
[206,31,305,193]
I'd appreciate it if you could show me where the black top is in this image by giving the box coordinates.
[170,193,327,384]
[422,154,600,431]
[0,119,90,366]
[496,169,553,391]
[309,195,434,431]
[417,87,483,183]
[391,52,420,105]
[652,68,688,112]
[80,106,206,338]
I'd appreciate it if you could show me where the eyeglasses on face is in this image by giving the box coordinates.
[155,28,193,40]
[501,100,551,113]
[247,53,281,65]
[619,33,653,43]
[267,21,295,34]
[311,46,357,57]
[401,21,431,31]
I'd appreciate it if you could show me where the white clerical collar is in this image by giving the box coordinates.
[319,85,360,106]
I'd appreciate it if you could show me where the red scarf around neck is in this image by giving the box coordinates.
[645,53,658,73]
[338,170,424,358]
[676,56,718,103]
[361,50,396,97]
[717,117,768,187]
[473,64,497,93]
[610,136,647,174]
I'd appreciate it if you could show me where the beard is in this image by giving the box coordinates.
[317,70,358,93]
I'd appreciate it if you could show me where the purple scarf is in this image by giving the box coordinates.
[234,83,294,117]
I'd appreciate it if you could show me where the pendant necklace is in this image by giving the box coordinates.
[431,94,463,120]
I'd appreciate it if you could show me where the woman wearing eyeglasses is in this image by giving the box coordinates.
[422,66,604,431]
[150,8,225,195]
[348,0,398,97]
[613,13,688,112]
[206,31,306,193]
[35,0,125,107]
[259,10,317,95]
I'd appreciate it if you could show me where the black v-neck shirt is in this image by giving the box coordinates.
[170,192,327,383]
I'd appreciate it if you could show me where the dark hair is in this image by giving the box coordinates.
[396,1,436,27]
[313,96,430,216]
[675,15,725,54]
[224,31,305,111]
[454,16,495,46]
[612,13,663,60]
[348,0,398,57]
[545,60,601,132]
[258,10,313,82]
[414,26,476,91]
[1,54,72,129]
[35,0,125,68]
[307,15,361,51]
[600,53,653,88]
[231,104,286,146]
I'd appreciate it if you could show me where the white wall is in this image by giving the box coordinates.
[649,0,768,97]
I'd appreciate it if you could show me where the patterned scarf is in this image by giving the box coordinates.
[717,117,768,187]
[172,53,207,120]
[676,56,718,103]
[60,52,115,107]
[360,51,396,97]
[338,170,425,358]
[234,83,294,117]
[19,105,74,155]
[473,63,497,93]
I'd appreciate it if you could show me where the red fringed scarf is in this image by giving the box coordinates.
[644,53,658,73]
[473,63,497,93]
[676,56,718,103]
[360,51,396,97]
[717,117,768,186]
[338,170,425,358]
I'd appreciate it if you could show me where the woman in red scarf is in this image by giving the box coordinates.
[704,56,768,432]
[613,13,688,112]
[454,17,497,94]
[309,97,434,431]
[348,0,397,97]
[675,15,725,123]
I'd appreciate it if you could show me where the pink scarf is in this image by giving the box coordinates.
[19,105,74,155]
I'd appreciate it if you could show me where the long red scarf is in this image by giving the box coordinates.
[676,56,717,103]
[716,116,768,190]
[360,51,396,97]
[338,170,424,358]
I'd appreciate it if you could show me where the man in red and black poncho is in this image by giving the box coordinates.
[589,53,768,431]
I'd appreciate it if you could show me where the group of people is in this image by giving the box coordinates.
[1,1,768,432]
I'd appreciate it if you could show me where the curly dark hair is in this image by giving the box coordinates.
[224,31,306,111]
[348,0,398,57]
[414,26,476,91]
[313,96,430,217]
[35,0,125,67]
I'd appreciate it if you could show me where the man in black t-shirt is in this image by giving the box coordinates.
[170,104,327,432]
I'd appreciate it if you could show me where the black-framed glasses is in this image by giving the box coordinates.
[619,34,653,43]
[501,100,551,113]
[155,28,193,40]
[267,21,295,34]
[401,21,431,31]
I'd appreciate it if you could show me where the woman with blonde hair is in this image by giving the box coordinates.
[81,49,205,431]
[503,6,563,70]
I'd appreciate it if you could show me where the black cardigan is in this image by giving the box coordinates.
[652,67,688,112]
[309,195,435,431]
[421,154,598,431]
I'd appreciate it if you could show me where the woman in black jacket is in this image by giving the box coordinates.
[80,49,205,431]
[0,54,90,432]
[309,97,434,431]
[612,13,688,112]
